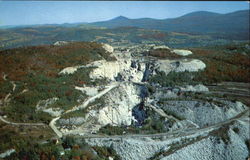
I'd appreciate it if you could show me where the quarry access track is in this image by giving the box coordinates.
[0,116,45,126]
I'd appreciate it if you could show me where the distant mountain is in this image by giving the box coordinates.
[92,16,161,29]
[92,10,250,39]
[1,10,248,40]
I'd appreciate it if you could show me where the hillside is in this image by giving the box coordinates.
[0,42,116,123]
[0,42,249,159]
[0,26,248,51]
[0,3,250,159]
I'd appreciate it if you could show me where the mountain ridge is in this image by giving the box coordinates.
[91,9,249,39]
[1,9,248,29]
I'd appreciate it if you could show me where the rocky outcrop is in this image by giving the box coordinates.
[53,41,68,46]
[59,66,79,75]
[96,83,143,126]
[156,59,206,75]
[172,59,206,72]
[172,49,193,56]
[89,60,146,82]
[102,43,114,53]
[156,60,174,75]
[75,86,99,96]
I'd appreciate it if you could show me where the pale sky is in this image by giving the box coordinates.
[0,1,249,26]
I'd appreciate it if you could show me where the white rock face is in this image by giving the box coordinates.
[75,86,99,96]
[59,66,79,75]
[172,49,193,56]
[173,59,206,72]
[156,59,206,74]
[96,83,141,126]
[60,83,143,135]
[90,61,123,80]
[157,60,175,75]
[89,60,146,82]
[102,44,114,53]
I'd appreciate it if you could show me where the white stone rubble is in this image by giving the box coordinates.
[75,86,99,96]
[59,66,79,75]
[172,49,193,56]
[173,59,206,72]
[102,43,114,53]
[54,41,68,46]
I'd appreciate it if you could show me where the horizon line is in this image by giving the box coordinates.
[0,9,248,28]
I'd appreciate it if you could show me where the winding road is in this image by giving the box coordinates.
[0,116,44,126]
[0,74,45,126]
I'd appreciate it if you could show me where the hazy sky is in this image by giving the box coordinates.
[0,1,249,26]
